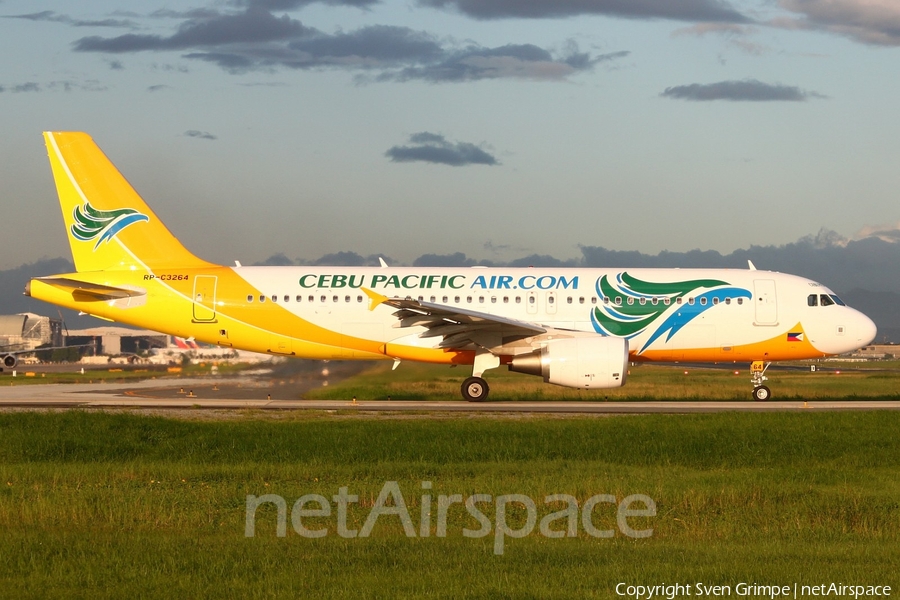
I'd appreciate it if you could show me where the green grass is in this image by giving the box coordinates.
[304,360,900,401]
[0,411,898,598]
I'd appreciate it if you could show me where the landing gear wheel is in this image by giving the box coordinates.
[461,377,489,402]
[752,385,771,402]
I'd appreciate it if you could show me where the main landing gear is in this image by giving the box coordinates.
[461,350,499,402]
[750,361,772,402]
[461,377,489,402]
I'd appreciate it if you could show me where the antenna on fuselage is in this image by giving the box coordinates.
[748,260,757,271]
[379,257,389,268]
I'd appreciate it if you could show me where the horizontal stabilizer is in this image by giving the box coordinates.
[35,276,146,301]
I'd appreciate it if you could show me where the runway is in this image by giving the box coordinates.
[1,378,899,413]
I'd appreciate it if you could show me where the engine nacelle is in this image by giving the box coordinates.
[2,354,17,369]
[508,336,629,389]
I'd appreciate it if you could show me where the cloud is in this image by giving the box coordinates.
[419,0,751,22]
[386,132,499,166]
[184,130,217,140]
[661,79,826,101]
[853,221,900,244]
[108,60,124,70]
[73,8,621,81]
[5,10,135,28]
[672,23,768,55]
[232,0,379,9]
[774,0,900,46]
[379,43,627,83]
[413,252,487,267]
[74,8,310,53]
[147,84,171,92]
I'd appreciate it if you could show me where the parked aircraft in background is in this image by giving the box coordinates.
[25,132,877,401]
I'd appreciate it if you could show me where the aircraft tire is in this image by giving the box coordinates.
[752,385,771,402]
[461,377,489,402]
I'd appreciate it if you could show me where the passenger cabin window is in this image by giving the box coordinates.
[700,297,707,306]
[639,298,646,306]
[676,298,682,305]
[688,297,695,305]
[713,297,719,305]
[664,298,671,305]
[357,296,363,303]
[296,295,302,302]
[259,295,266,303]
[737,298,744,305]
[345,296,351,303]
[808,294,818,307]
[627,298,634,305]
[820,294,835,307]
[529,296,535,304]
[548,296,555,305]
[284,295,290,303]
[725,298,731,305]
[247,295,254,302]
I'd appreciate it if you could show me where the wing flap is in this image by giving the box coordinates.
[370,293,546,352]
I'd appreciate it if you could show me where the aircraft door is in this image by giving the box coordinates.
[753,279,778,325]
[193,275,217,322]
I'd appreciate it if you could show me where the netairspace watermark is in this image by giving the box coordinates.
[244,480,656,555]
[616,582,892,599]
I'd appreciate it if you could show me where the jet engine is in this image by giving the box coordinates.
[2,354,16,369]
[508,336,629,389]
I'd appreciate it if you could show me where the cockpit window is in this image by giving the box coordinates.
[830,294,846,306]
[808,294,818,307]
[820,294,835,307]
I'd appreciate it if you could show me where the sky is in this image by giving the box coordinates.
[2,0,900,270]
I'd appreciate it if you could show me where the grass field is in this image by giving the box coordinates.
[1,409,898,598]
[304,360,900,402]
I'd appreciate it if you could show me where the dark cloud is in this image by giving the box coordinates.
[5,10,135,28]
[254,251,393,266]
[147,84,170,92]
[184,130,217,140]
[75,8,309,53]
[661,79,825,101]
[386,133,499,166]
[774,0,900,47]
[73,8,621,81]
[0,82,41,93]
[419,0,751,23]
[413,253,492,267]
[232,0,379,9]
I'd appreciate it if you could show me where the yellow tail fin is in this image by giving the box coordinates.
[44,131,213,272]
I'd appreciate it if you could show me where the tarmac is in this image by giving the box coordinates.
[1,376,899,413]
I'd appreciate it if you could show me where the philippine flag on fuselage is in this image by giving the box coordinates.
[787,332,804,342]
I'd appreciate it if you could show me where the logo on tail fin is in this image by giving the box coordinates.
[71,202,149,250]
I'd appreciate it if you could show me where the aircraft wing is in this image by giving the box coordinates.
[373,293,546,351]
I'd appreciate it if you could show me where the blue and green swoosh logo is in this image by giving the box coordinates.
[591,272,751,352]
[70,202,149,250]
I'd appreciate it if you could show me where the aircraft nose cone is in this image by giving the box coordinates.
[857,311,877,346]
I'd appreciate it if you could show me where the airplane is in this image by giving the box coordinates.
[24,132,877,401]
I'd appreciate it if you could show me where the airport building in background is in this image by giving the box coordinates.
[0,313,63,351]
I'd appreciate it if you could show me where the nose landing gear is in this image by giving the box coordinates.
[750,361,771,401]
